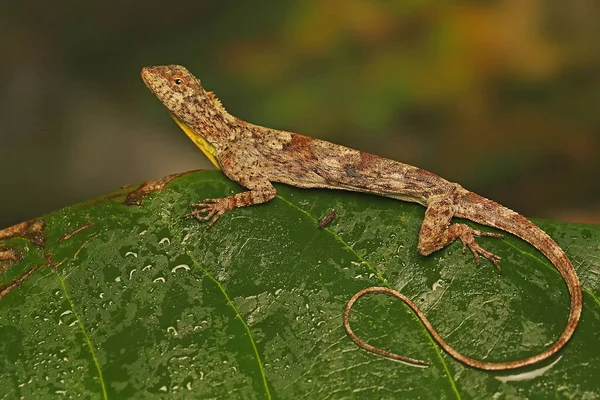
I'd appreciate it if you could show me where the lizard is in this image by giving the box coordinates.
[141,64,582,370]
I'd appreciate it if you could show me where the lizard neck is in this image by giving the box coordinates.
[173,93,241,154]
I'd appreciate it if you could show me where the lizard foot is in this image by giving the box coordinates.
[456,227,503,273]
[186,198,234,227]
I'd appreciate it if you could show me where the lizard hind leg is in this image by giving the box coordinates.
[417,199,504,273]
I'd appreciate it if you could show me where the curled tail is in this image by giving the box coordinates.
[344,191,582,370]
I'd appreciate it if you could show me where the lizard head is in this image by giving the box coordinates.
[141,65,231,169]
[141,64,209,119]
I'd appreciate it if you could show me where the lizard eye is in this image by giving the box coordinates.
[174,78,183,85]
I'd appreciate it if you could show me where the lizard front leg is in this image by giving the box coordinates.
[187,178,276,227]
[417,196,504,272]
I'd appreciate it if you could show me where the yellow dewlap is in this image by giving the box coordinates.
[170,113,220,169]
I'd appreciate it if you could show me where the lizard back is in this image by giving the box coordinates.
[253,130,455,205]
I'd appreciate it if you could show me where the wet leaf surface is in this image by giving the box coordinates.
[0,170,598,399]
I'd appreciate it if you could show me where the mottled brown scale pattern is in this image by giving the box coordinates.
[142,65,582,371]
[281,134,315,161]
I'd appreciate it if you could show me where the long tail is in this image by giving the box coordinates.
[344,191,582,370]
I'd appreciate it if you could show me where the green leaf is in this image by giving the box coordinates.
[1,170,598,399]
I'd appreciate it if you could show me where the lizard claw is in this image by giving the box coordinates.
[460,231,502,274]
[187,198,233,227]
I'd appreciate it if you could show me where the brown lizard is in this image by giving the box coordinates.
[141,64,582,370]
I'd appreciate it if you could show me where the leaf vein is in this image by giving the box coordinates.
[56,272,108,399]
[186,251,272,400]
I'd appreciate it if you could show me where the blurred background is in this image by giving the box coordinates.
[1,0,599,230]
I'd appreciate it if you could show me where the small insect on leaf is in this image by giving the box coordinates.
[318,209,336,229]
